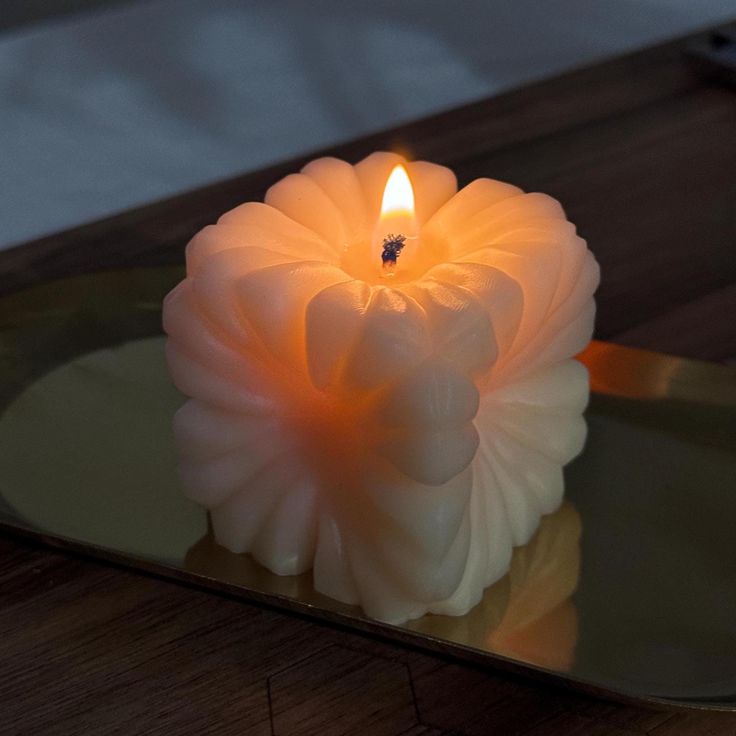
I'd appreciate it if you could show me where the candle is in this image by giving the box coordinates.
[163,152,599,624]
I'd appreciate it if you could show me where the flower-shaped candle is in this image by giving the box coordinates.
[163,152,599,624]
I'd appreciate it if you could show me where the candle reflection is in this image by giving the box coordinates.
[486,502,580,671]
[407,502,580,671]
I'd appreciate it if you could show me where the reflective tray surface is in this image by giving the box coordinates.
[1,267,735,710]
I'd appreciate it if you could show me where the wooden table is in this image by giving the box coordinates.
[2,24,736,736]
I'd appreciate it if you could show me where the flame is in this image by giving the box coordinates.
[380,165,415,219]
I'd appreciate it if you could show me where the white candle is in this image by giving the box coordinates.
[163,152,599,624]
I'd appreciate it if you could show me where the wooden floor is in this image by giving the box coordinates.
[1,22,736,736]
[3,539,736,736]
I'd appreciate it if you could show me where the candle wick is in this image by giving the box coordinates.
[381,233,407,269]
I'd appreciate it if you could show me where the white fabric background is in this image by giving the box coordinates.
[1,0,734,249]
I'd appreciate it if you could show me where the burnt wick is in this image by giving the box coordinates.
[381,234,407,268]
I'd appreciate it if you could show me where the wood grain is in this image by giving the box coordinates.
[3,539,736,736]
[2,23,736,736]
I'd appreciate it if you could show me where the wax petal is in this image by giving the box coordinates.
[252,476,319,575]
[406,160,457,225]
[476,361,588,463]
[178,436,295,508]
[500,299,595,387]
[458,244,561,358]
[173,400,283,462]
[301,157,369,244]
[164,280,258,383]
[165,342,279,414]
[402,508,472,604]
[406,279,498,375]
[376,423,479,486]
[429,459,514,616]
[266,173,348,255]
[473,361,589,546]
[488,218,575,246]
[348,506,471,617]
[486,403,587,466]
[313,511,360,605]
[477,463,515,586]
[305,279,371,390]
[488,358,590,413]
[426,514,486,616]
[529,300,597,371]
[456,193,566,250]
[497,255,598,381]
[190,247,292,344]
[493,431,565,516]
[341,537,429,622]
[209,458,304,553]
[345,460,474,609]
[543,252,600,337]
[472,443,515,578]
[343,287,431,388]
[425,261,523,358]
[491,222,585,313]
[218,201,337,262]
[376,360,480,430]
[361,460,472,563]
[186,223,243,275]
[236,260,350,368]
[490,197,566,230]
[423,178,523,244]
[478,433,546,546]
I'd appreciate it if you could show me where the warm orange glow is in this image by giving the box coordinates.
[380,165,415,219]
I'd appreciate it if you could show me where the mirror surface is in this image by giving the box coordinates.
[1,268,735,708]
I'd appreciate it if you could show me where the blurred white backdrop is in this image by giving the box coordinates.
[1,0,734,248]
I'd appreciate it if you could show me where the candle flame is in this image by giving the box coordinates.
[380,165,415,219]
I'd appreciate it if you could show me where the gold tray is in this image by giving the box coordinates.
[1,267,735,710]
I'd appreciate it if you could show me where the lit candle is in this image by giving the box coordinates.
[163,152,599,624]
